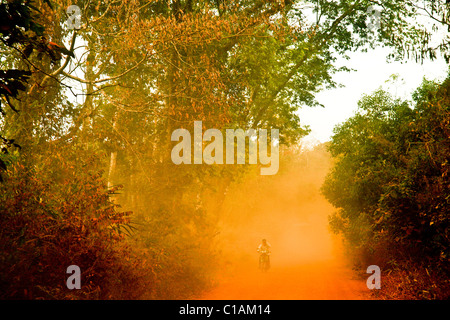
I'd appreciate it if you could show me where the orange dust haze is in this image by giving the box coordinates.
[200,146,368,300]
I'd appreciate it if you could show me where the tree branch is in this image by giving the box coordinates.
[251,1,362,128]
[39,30,78,88]
[62,52,148,85]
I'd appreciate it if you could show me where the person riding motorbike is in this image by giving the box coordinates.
[257,239,271,271]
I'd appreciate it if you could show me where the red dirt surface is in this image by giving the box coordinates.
[201,259,368,300]
[199,151,370,300]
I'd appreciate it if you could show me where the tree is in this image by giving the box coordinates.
[0,0,52,178]
[322,76,450,276]
[1,0,449,299]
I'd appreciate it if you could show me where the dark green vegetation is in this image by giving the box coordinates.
[1,0,449,299]
[322,77,450,299]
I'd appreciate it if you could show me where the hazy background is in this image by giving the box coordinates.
[211,145,340,271]
[298,48,449,143]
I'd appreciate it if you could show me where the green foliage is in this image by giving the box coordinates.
[322,76,450,298]
[1,0,450,300]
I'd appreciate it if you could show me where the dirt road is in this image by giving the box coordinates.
[199,149,371,300]
[200,258,369,300]
[199,199,371,300]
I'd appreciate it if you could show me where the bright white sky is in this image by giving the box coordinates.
[297,3,449,144]
[298,46,449,143]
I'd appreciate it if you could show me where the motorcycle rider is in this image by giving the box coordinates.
[257,239,271,271]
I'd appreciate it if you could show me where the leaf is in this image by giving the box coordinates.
[0,158,6,170]
[29,22,45,36]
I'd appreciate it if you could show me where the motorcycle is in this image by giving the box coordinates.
[258,248,270,272]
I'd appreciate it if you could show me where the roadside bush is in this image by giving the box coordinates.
[322,77,450,299]
[0,147,153,299]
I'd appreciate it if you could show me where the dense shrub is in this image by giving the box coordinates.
[0,147,153,299]
[322,77,450,299]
